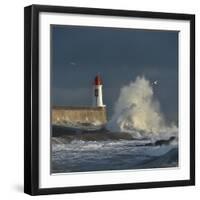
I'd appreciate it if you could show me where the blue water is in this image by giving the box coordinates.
[51,137,178,173]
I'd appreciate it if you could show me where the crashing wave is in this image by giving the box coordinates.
[106,76,178,140]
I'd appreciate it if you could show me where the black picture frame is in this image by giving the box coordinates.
[24,4,195,196]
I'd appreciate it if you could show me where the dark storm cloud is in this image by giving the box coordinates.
[51,25,178,122]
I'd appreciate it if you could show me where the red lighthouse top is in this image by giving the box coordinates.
[94,75,103,85]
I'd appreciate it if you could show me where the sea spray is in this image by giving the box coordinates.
[106,76,178,139]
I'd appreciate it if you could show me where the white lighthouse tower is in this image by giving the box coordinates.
[93,75,105,107]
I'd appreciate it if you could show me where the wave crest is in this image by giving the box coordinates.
[106,76,177,139]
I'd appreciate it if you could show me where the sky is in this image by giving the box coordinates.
[51,25,178,123]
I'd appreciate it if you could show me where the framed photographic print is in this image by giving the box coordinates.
[24,4,195,195]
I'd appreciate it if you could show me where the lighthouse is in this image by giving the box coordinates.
[93,75,105,107]
[52,74,107,126]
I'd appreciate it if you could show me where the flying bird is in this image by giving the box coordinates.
[152,80,158,85]
[69,62,77,66]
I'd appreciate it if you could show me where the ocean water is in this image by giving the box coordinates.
[51,131,178,173]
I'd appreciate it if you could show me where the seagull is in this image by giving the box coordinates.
[70,62,77,66]
[152,80,158,85]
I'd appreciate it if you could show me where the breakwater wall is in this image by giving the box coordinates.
[52,106,107,125]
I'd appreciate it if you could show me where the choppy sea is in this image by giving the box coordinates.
[51,126,178,173]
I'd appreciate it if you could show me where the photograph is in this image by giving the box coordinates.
[24,5,195,195]
[51,25,179,174]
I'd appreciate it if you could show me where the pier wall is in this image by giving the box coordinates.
[52,106,107,125]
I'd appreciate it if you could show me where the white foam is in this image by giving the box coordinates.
[106,76,178,139]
